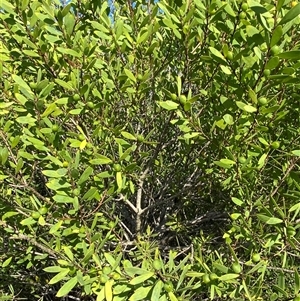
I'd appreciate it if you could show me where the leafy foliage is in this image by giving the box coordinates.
[0,0,300,300]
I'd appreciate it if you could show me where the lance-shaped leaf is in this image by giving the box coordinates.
[270,25,282,48]
[56,276,78,297]
[278,3,300,25]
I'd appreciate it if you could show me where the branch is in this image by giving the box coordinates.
[118,194,137,214]
[135,168,149,234]
[10,234,58,259]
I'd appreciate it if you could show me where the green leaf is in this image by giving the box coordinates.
[56,276,78,297]
[116,171,122,190]
[61,3,72,16]
[20,217,36,226]
[242,279,252,301]
[42,168,67,178]
[236,101,257,113]
[97,287,105,301]
[44,266,65,273]
[38,215,46,226]
[257,153,267,169]
[104,252,117,267]
[121,131,137,140]
[53,194,74,203]
[16,115,36,125]
[292,150,300,156]
[170,13,180,24]
[270,25,282,48]
[78,166,93,185]
[119,145,134,161]
[214,160,234,169]
[278,3,300,26]
[2,257,12,268]
[157,2,170,15]
[223,3,236,17]
[15,93,28,106]
[278,272,286,292]
[209,47,227,63]
[278,50,300,60]
[223,114,234,125]
[124,69,136,82]
[2,211,19,220]
[249,0,268,14]
[12,74,32,92]
[176,265,190,290]
[220,65,231,75]
[1,0,15,14]
[182,132,201,140]
[272,285,288,297]
[55,79,73,90]
[46,179,71,191]
[265,57,280,69]
[0,147,9,165]
[258,137,269,146]
[69,109,83,115]
[129,286,152,301]
[26,136,45,146]
[230,213,241,220]
[42,103,58,117]
[90,21,110,32]
[219,273,240,281]
[162,18,177,29]
[151,280,163,300]
[80,140,87,151]
[288,203,300,212]
[257,215,283,224]
[90,155,112,165]
[125,267,148,276]
[23,50,40,57]
[248,88,257,104]
[49,221,63,234]
[83,187,97,200]
[82,243,94,263]
[177,76,182,96]
[213,262,229,274]
[63,246,74,261]
[173,253,189,273]
[129,272,155,285]
[231,197,244,206]
[158,101,179,110]
[0,101,13,109]
[105,280,113,301]
[220,159,235,165]
[295,269,300,295]
[113,283,131,295]
[185,271,205,277]
[95,31,111,40]
[246,25,259,37]
[276,0,285,11]
[137,29,151,45]
[49,269,70,285]
[44,34,61,43]
[57,47,80,57]
[168,291,178,301]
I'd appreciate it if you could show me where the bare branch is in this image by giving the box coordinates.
[135,168,149,234]
[118,194,137,214]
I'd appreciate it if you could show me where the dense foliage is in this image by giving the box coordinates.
[0,0,300,300]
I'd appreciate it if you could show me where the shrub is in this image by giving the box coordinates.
[0,0,300,299]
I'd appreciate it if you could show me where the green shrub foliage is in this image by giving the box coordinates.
[0,0,300,300]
